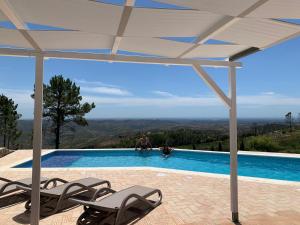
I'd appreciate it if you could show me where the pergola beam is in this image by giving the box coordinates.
[0,0,26,29]
[0,0,41,51]
[111,0,135,54]
[177,16,234,58]
[192,64,231,108]
[0,48,242,67]
[229,47,260,61]
[177,0,270,58]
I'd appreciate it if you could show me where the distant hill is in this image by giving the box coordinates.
[13,118,290,152]
[15,119,229,149]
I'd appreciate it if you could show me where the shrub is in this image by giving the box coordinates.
[246,136,281,152]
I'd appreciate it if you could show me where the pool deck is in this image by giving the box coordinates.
[1,150,300,225]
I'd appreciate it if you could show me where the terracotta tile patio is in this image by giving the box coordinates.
[0,150,300,225]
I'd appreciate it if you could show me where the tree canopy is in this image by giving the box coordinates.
[0,94,22,148]
[32,75,95,149]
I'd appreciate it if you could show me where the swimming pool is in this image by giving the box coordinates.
[14,149,300,182]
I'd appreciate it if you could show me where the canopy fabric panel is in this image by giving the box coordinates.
[247,0,300,19]
[0,0,299,61]
[9,0,123,35]
[124,8,225,37]
[0,11,7,21]
[28,31,114,50]
[183,44,249,59]
[153,0,260,17]
[213,18,300,48]
[0,28,32,48]
[119,37,193,57]
[155,0,300,19]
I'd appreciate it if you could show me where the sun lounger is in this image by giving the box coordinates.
[17,177,111,216]
[0,177,48,197]
[70,185,162,225]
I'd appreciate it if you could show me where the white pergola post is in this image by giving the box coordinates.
[31,54,44,225]
[229,65,239,222]
[193,64,239,222]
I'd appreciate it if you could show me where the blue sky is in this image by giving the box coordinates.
[0,0,300,119]
[1,35,300,119]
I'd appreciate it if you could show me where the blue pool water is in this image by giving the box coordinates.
[14,150,300,182]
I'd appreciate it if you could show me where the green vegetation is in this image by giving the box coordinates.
[12,119,300,154]
[246,136,281,152]
[12,118,300,154]
[243,130,300,153]
[0,94,22,148]
[32,75,95,149]
[109,121,300,154]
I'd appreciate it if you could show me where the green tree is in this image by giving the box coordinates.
[240,139,245,150]
[32,75,95,149]
[285,112,293,132]
[218,142,223,151]
[0,94,22,148]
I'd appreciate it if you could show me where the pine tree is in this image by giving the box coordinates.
[285,112,292,132]
[32,75,95,149]
[218,142,223,151]
[0,95,22,148]
[240,139,245,150]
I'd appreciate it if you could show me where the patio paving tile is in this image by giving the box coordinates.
[0,150,300,224]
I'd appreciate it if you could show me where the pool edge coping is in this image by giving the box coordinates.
[6,166,300,187]
[23,148,300,158]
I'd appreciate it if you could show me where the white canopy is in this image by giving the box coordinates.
[0,0,299,60]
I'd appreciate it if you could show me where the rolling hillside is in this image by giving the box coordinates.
[12,118,298,154]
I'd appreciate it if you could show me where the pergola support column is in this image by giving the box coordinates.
[229,65,239,222]
[31,54,44,225]
[192,64,239,223]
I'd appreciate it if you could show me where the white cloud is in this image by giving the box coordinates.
[0,88,33,105]
[83,95,220,107]
[3,87,300,118]
[238,93,300,106]
[81,86,131,96]
[0,88,34,118]
[83,93,300,107]
[152,90,177,98]
[74,78,132,96]
[261,91,275,95]
[3,88,300,108]
[74,79,117,88]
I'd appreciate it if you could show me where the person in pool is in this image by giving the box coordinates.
[135,134,152,150]
[160,145,173,155]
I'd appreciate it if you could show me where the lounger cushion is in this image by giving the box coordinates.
[76,185,158,210]
[40,177,105,197]
[0,177,48,195]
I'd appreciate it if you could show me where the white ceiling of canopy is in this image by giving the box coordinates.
[28,31,114,50]
[183,44,249,59]
[0,28,32,48]
[213,18,300,48]
[154,0,260,17]
[155,0,300,18]
[0,11,7,21]
[8,0,123,35]
[246,0,300,19]
[124,8,226,37]
[0,0,299,60]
